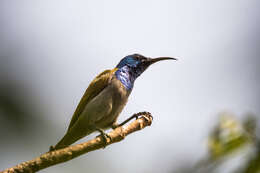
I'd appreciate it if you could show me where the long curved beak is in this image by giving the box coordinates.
[147,57,177,65]
[151,57,177,63]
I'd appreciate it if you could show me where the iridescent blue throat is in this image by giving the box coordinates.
[115,66,140,90]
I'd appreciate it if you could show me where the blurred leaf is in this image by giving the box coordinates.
[208,113,252,160]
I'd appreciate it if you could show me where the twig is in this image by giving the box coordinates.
[1,112,153,173]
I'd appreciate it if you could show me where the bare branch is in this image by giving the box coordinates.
[1,112,153,173]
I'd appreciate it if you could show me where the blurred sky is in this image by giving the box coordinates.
[0,0,260,173]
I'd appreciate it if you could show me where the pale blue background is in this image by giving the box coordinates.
[0,0,259,172]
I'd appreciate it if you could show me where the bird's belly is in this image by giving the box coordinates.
[81,78,130,129]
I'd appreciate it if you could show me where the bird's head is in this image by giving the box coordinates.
[116,54,177,78]
[115,54,177,90]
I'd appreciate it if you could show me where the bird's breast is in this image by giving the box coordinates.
[107,77,131,117]
[81,77,131,129]
[98,77,131,127]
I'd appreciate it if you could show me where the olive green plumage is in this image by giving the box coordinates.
[52,68,129,150]
[68,68,118,131]
[51,54,176,150]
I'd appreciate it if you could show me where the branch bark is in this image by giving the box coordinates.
[1,112,153,173]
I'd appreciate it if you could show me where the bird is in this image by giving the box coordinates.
[50,54,177,151]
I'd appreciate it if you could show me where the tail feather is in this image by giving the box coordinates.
[50,128,93,151]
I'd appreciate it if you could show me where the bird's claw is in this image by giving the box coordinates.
[116,111,151,127]
[95,128,112,147]
[133,111,151,119]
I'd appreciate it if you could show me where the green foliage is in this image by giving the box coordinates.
[208,114,252,160]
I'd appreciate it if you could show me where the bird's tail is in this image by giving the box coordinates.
[49,133,74,151]
[49,128,93,151]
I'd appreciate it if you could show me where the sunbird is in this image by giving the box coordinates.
[51,54,176,150]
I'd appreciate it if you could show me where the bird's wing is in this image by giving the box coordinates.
[67,68,118,131]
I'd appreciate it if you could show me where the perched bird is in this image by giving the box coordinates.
[51,54,176,150]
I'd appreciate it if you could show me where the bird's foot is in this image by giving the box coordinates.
[111,123,120,129]
[95,128,112,147]
[114,111,151,128]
